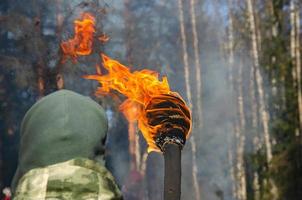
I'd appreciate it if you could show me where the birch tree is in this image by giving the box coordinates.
[236,60,247,200]
[246,0,278,199]
[189,0,203,128]
[293,0,302,134]
[290,0,297,84]
[290,0,301,137]
[33,13,45,98]
[226,1,237,199]
[247,0,272,164]
[177,0,200,199]
[250,60,261,200]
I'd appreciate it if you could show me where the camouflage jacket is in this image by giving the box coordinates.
[13,158,122,200]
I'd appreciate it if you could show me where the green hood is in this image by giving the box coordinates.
[12,89,108,191]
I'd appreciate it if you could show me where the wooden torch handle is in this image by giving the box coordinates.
[163,142,182,200]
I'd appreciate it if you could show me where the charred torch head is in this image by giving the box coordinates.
[145,94,192,152]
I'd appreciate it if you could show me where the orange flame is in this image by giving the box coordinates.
[61,13,95,62]
[84,54,191,152]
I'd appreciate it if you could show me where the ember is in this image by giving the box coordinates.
[84,54,192,153]
[60,12,96,62]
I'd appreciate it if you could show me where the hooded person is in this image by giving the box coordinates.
[11,90,122,200]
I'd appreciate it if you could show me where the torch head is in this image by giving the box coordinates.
[145,94,192,152]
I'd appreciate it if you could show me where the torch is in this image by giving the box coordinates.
[145,94,191,200]
[84,54,192,200]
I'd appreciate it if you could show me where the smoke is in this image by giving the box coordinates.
[0,0,253,199]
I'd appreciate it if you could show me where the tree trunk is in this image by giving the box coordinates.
[247,0,278,199]
[33,10,45,98]
[290,0,301,137]
[227,0,234,83]
[123,0,143,174]
[189,0,203,129]
[177,0,200,199]
[266,1,278,37]
[248,24,262,198]
[55,0,64,90]
[228,142,237,200]
[250,62,262,200]
[253,172,260,200]
[36,61,45,98]
[234,119,241,200]
[139,152,148,175]
[293,4,302,197]
[236,61,247,200]
[128,121,138,171]
[294,1,302,135]
[290,0,297,84]
[55,0,64,39]
[247,0,273,166]
[226,2,239,199]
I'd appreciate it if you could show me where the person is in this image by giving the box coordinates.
[11,90,122,200]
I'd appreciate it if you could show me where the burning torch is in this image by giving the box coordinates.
[84,54,192,200]
[145,94,191,200]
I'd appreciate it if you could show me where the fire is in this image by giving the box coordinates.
[60,12,96,62]
[84,54,191,152]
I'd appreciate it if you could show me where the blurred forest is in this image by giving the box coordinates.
[0,0,301,200]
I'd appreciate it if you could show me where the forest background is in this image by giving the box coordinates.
[0,0,301,200]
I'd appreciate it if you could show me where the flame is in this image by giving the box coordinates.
[84,54,191,152]
[60,13,95,62]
